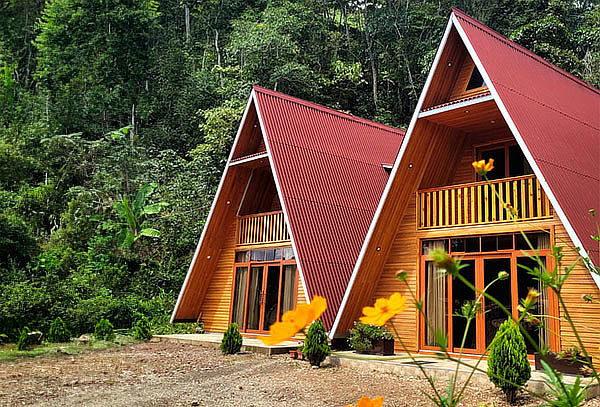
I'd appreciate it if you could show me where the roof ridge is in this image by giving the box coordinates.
[252,85,406,135]
[451,8,600,96]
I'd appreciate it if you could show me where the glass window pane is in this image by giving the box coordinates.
[484,258,512,347]
[235,251,249,263]
[231,267,248,326]
[480,148,505,180]
[246,266,263,330]
[283,247,295,260]
[465,237,480,252]
[452,260,477,349]
[517,256,547,352]
[279,265,297,318]
[422,239,448,255]
[274,248,282,260]
[425,261,447,347]
[265,249,275,262]
[251,249,265,261]
[481,236,497,252]
[450,238,465,253]
[497,234,513,250]
[515,232,550,250]
[263,266,280,330]
[508,145,533,177]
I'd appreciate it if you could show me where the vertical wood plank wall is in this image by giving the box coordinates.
[370,194,419,351]
[554,218,600,360]
[201,221,237,332]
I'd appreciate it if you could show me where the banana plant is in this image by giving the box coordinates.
[114,183,168,248]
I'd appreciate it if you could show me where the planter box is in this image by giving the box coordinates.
[534,352,592,376]
[362,339,394,356]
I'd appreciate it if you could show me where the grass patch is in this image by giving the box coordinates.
[0,334,139,363]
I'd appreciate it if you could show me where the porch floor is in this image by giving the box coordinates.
[329,351,599,399]
[152,333,299,355]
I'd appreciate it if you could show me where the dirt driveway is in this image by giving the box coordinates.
[1,342,599,407]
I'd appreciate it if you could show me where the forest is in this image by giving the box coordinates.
[1,0,599,339]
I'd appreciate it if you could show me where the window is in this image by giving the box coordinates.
[466,66,486,90]
[434,232,550,254]
[477,142,533,180]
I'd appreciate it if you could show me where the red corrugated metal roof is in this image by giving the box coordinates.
[453,8,600,265]
[253,86,404,328]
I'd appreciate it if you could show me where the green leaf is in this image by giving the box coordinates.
[137,228,161,239]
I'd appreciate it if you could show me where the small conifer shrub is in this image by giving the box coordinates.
[302,320,331,367]
[132,315,152,340]
[48,317,71,343]
[487,319,531,404]
[94,318,115,341]
[220,323,243,354]
[16,326,31,350]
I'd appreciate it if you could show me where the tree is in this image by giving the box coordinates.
[302,320,330,367]
[35,0,160,135]
[487,320,531,404]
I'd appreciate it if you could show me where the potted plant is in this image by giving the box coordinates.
[534,347,593,376]
[348,322,394,356]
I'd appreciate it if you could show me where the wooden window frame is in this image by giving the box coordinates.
[229,246,298,334]
[418,232,559,356]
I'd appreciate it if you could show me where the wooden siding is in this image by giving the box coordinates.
[201,220,237,332]
[447,55,488,101]
[554,217,600,359]
[370,194,419,351]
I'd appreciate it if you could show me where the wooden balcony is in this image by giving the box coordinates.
[237,211,290,245]
[417,175,551,230]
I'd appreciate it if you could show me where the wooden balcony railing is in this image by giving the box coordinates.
[237,211,290,245]
[417,175,551,229]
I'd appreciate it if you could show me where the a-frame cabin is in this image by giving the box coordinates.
[332,9,599,362]
[171,86,404,334]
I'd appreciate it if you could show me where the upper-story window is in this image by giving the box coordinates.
[466,66,486,90]
[477,142,533,180]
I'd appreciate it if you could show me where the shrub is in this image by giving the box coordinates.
[220,323,242,354]
[16,326,30,350]
[48,317,71,343]
[132,315,152,340]
[487,320,531,404]
[302,320,330,367]
[94,318,115,341]
[348,321,393,352]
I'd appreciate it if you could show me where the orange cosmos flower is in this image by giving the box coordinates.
[472,158,494,176]
[359,293,407,326]
[346,396,384,407]
[261,296,327,345]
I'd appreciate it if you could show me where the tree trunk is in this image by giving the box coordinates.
[184,5,191,42]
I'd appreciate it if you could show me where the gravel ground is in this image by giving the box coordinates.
[1,341,599,407]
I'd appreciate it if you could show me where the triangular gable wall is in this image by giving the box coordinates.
[171,92,308,322]
[331,12,599,337]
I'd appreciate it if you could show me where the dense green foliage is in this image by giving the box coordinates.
[94,318,116,341]
[487,320,531,404]
[0,0,597,341]
[131,315,153,340]
[348,321,393,352]
[302,320,331,366]
[47,317,71,343]
[220,323,243,354]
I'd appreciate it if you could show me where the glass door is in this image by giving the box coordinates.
[450,259,479,352]
[245,266,264,332]
[262,265,281,331]
[483,257,512,347]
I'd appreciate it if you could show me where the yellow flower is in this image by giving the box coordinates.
[346,397,384,407]
[260,296,327,345]
[359,293,407,326]
[472,158,494,176]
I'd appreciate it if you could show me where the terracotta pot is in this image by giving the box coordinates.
[534,352,592,376]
